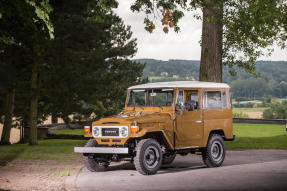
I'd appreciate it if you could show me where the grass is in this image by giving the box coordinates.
[0,139,86,166]
[226,123,287,149]
[53,129,84,135]
[232,107,267,112]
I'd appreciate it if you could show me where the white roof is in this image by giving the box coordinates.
[129,81,230,89]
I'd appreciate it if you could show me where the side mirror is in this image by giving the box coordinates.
[175,103,183,110]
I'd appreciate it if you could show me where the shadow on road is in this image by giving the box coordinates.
[101,150,287,174]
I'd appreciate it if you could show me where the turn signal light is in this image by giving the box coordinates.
[131,121,139,134]
[131,125,139,134]
[84,126,90,134]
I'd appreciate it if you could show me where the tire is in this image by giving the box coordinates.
[162,153,176,165]
[134,139,163,175]
[202,134,225,167]
[83,139,109,172]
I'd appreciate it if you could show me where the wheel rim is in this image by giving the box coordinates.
[211,140,223,162]
[144,145,160,168]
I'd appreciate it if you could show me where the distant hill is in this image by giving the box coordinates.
[134,59,287,99]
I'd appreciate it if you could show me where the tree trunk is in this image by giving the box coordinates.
[29,62,38,145]
[0,89,15,145]
[51,113,58,124]
[62,115,71,129]
[199,0,223,82]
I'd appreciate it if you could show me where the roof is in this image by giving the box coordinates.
[129,81,230,89]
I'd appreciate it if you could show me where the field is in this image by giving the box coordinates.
[226,123,287,149]
[232,107,267,118]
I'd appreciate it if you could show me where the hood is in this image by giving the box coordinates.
[93,110,172,125]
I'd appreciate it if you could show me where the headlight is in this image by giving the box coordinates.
[120,127,128,137]
[93,127,100,137]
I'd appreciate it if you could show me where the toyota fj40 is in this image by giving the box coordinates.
[75,81,235,175]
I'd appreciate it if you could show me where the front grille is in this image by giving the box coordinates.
[102,128,119,137]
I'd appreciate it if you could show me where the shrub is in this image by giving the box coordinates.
[232,111,249,118]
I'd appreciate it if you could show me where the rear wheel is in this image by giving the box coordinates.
[162,153,176,165]
[202,134,225,167]
[134,139,162,175]
[83,139,109,172]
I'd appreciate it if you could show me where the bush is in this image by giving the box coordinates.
[263,101,287,119]
[232,111,249,118]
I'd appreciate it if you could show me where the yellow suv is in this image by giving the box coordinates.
[75,81,235,175]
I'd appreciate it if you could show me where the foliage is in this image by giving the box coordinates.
[130,0,287,75]
[263,101,287,119]
[0,0,54,51]
[42,0,144,123]
[232,111,249,118]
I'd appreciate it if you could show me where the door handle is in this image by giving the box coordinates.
[195,120,202,124]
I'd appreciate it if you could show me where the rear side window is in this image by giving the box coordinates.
[204,90,228,109]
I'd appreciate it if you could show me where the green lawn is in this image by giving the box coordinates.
[226,123,287,149]
[0,139,86,166]
[53,129,84,135]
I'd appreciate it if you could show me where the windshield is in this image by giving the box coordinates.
[127,89,174,107]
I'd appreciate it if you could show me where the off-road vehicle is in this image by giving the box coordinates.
[75,81,235,175]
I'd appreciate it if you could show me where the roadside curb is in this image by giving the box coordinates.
[64,166,84,191]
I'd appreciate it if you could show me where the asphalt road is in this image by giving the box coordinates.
[76,150,287,191]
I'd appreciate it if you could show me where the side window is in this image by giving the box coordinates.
[222,91,227,108]
[176,90,184,109]
[185,90,199,110]
[205,91,222,109]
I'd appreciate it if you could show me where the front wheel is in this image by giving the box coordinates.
[202,134,225,167]
[134,139,162,175]
[83,139,109,172]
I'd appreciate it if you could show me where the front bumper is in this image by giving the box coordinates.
[74,147,129,154]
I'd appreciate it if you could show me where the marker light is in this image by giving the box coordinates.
[84,126,90,134]
[131,121,139,134]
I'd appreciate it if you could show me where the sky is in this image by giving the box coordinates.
[114,1,287,61]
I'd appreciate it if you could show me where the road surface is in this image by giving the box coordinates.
[76,150,287,191]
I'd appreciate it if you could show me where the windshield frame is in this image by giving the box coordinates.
[126,88,175,108]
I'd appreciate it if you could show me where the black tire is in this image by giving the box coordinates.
[134,139,162,175]
[162,153,176,165]
[83,139,109,172]
[202,134,225,167]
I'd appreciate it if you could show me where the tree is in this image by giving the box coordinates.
[42,0,144,125]
[0,0,54,145]
[130,0,287,82]
[263,101,287,119]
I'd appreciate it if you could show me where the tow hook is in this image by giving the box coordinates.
[112,154,119,162]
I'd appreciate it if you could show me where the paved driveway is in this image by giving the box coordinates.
[76,150,287,191]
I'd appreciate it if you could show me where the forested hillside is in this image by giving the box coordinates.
[135,59,287,99]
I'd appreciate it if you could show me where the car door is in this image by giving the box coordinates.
[175,89,204,148]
